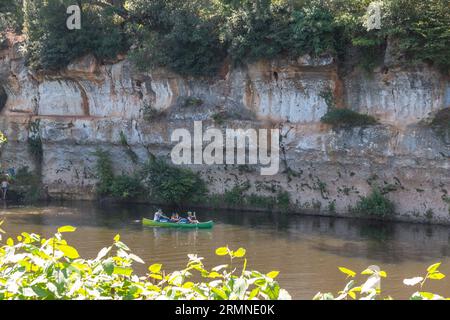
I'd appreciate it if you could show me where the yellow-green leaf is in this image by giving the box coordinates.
[350,286,362,293]
[149,263,162,274]
[361,268,374,275]
[428,272,446,280]
[248,287,260,300]
[427,263,441,274]
[211,287,227,300]
[208,272,222,278]
[419,292,435,300]
[183,282,194,289]
[234,247,246,258]
[72,262,90,272]
[57,226,76,233]
[379,271,387,278]
[348,291,356,299]
[149,273,162,280]
[266,271,280,279]
[215,247,229,256]
[113,267,133,276]
[114,234,120,242]
[58,245,80,259]
[339,267,356,278]
[6,238,13,246]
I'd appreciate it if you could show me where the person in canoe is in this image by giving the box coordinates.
[187,212,199,224]
[154,209,170,222]
[170,213,180,222]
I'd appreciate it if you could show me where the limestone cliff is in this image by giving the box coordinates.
[0,39,449,223]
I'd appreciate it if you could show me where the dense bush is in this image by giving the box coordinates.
[0,225,290,300]
[93,149,144,201]
[128,0,227,76]
[9,167,41,203]
[142,157,207,206]
[321,108,377,128]
[0,0,23,36]
[110,174,144,200]
[22,0,128,71]
[353,188,395,219]
[93,149,115,197]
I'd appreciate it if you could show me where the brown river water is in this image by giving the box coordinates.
[1,201,450,299]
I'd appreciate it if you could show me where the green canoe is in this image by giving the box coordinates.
[142,218,214,229]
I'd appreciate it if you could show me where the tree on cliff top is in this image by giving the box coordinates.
[14,0,450,74]
[22,0,129,71]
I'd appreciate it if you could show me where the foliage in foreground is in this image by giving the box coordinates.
[315,262,448,300]
[0,224,290,300]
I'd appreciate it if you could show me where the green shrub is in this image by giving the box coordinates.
[247,194,277,209]
[276,191,291,211]
[10,166,41,203]
[321,108,377,128]
[93,149,115,197]
[223,182,251,206]
[93,148,143,200]
[354,188,395,218]
[27,120,43,167]
[110,174,143,201]
[142,157,207,206]
[0,225,291,300]
[119,131,139,164]
[183,97,203,108]
[222,183,291,211]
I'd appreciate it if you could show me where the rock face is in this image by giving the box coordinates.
[0,42,449,223]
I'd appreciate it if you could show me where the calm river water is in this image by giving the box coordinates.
[1,201,450,299]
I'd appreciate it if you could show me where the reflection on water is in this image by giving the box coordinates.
[1,201,450,299]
